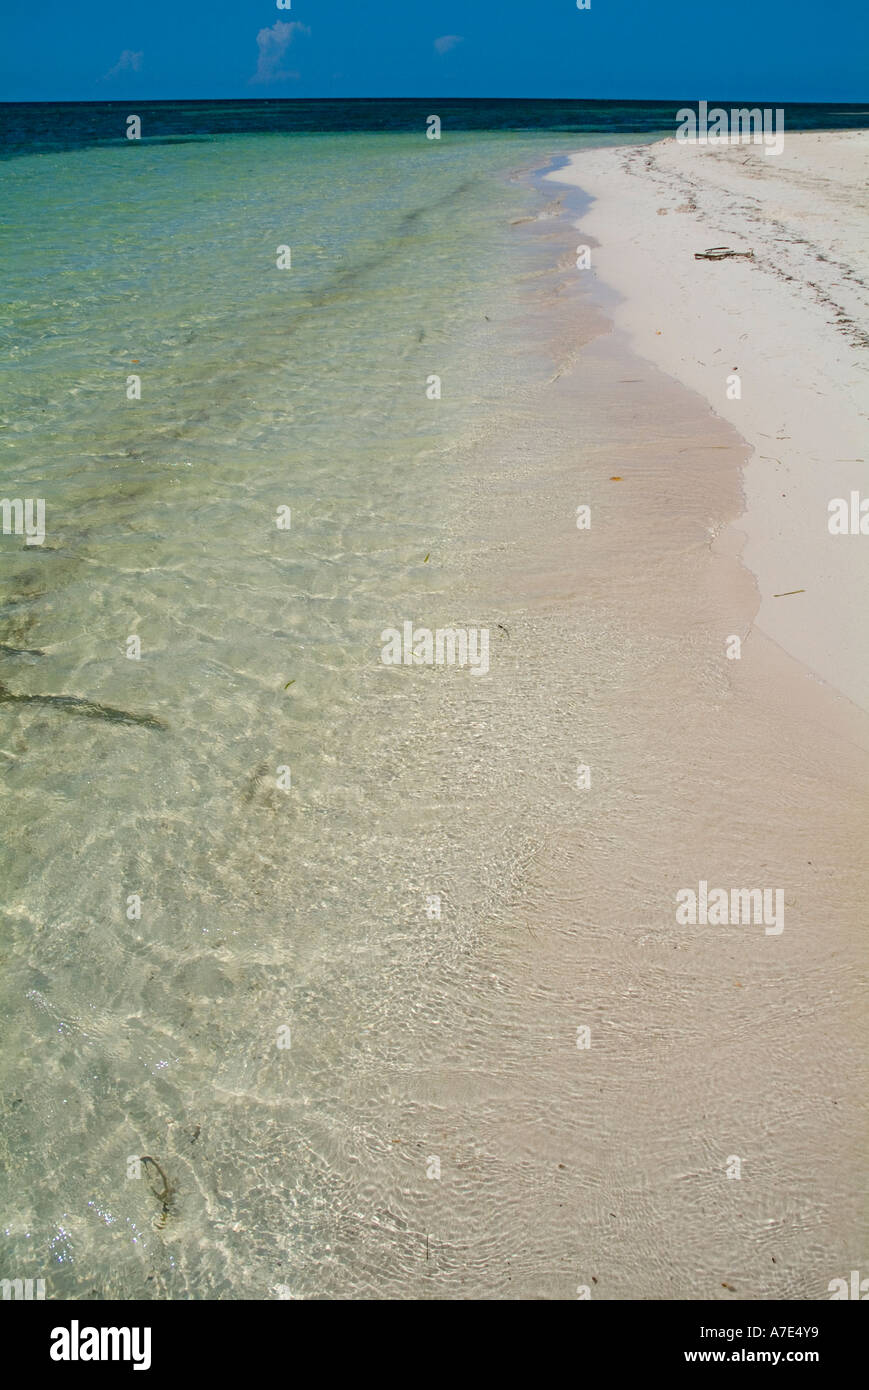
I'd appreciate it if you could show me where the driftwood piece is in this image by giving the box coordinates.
[694,246,755,261]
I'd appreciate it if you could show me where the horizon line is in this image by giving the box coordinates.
[3,95,868,107]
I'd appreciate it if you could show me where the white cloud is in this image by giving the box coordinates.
[252,21,310,85]
[434,35,463,55]
[104,50,143,80]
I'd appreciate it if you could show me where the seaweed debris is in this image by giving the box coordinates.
[0,681,166,729]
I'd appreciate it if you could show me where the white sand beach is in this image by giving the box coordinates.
[548,130,869,711]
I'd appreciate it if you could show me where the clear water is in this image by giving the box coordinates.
[0,116,633,1298]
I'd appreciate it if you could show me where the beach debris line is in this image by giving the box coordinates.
[694,246,755,261]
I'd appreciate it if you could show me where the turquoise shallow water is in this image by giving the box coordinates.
[0,122,627,1297]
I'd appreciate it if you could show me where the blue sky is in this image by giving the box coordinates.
[2,0,866,103]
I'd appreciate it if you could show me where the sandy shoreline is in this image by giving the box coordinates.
[547,130,869,712]
[383,279,869,1295]
[374,141,869,1298]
